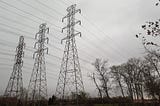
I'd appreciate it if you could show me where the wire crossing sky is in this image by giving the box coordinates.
[0,0,159,97]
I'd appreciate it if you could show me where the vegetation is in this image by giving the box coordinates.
[1,0,160,106]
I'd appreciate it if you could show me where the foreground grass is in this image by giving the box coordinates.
[49,103,159,106]
[94,104,118,106]
[49,104,118,106]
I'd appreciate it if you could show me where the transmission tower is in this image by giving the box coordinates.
[4,36,25,99]
[55,4,84,104]
[27,23,49,105]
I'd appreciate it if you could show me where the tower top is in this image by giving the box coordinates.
[67,4,76,12]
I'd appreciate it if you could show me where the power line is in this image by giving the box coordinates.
[0,50,61,73]
[0,16,36,30]
[0,5,40,24]
[0,56,61,74]
[0,51,15,57]
[34,0,64,16]
[0,16,65,39]
[0,0,61,29]
[16,0,60,21]
[80,25,125,61]
[0,23,34,40]
[33,0,128,61]
[0,65,59,80]
[0,23,61,44]
[58,0,70,6]
[0,32,95,74]
[0,0,130,63]
[62,0,73,5]
[0,37,93,66]
[0,26,96,64]
[0,13,102,61]
[80,14,135,57]
[0,3,66,33]
[0,22,33,35]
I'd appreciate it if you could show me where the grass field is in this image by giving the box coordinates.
[49,103,159,106]
[94,104,118,106]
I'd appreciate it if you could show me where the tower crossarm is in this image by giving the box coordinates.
[62,5,81,22]
[61,31,81,44]
[62,20,81,33]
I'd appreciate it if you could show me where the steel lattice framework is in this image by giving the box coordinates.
[4,36,25,99]
[55,4,84,103]
[27,23,49,104]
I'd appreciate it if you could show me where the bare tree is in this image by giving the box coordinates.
[136,19,160,101]
[144,53,160,77]
[110,65,125,97]
[92,58,110,99]
[117,58,145,100]
[88,73,103,101]
[143,53,160,102]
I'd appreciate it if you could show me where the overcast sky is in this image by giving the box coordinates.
[0,0,159,97]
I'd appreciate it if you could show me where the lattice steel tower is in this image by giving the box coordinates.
[28,23,49,104]
[4,36,25,99]
[55,4,84,103]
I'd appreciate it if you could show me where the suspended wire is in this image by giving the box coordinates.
[0,63,13,67]
[80,14,135,57]
[0,23,61,44]
[0,51,60,71]
[0,39,94,73]
[0,23,34,40]
[58,0,70,6]
[50,0,126,61]
[63,0,73,5]
[0,4,65,34]
[0,33,95,70]
[80,27,124,61]
[0,4,100,60]
[0,16,36,29]
[24,47,93,72]
[0,0,61,29]
[0,51,14,57]
[0,56,13,61]
[0,38,35,53]
[0,22,33,36]
[0,0,100,91]
[0,60,60,81]
[0,54,90,78]
[0,41,16,49]
[0,30,98,71]
[58,0,133,60]
[0,47,14,54]
[16,0,60,21]
[0,47,57,68]
[0,65,59,80]
[0,49,90,79]
[0,26,61,52]
[80,24,126,59]
[0,23,97,62]
[48,42,96,62]
[0,64,89,80]
[0,0,127,62]
[0,5,40,24]
[34,0,64,16]
[0,0,102,72]
[0,15,65,36]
